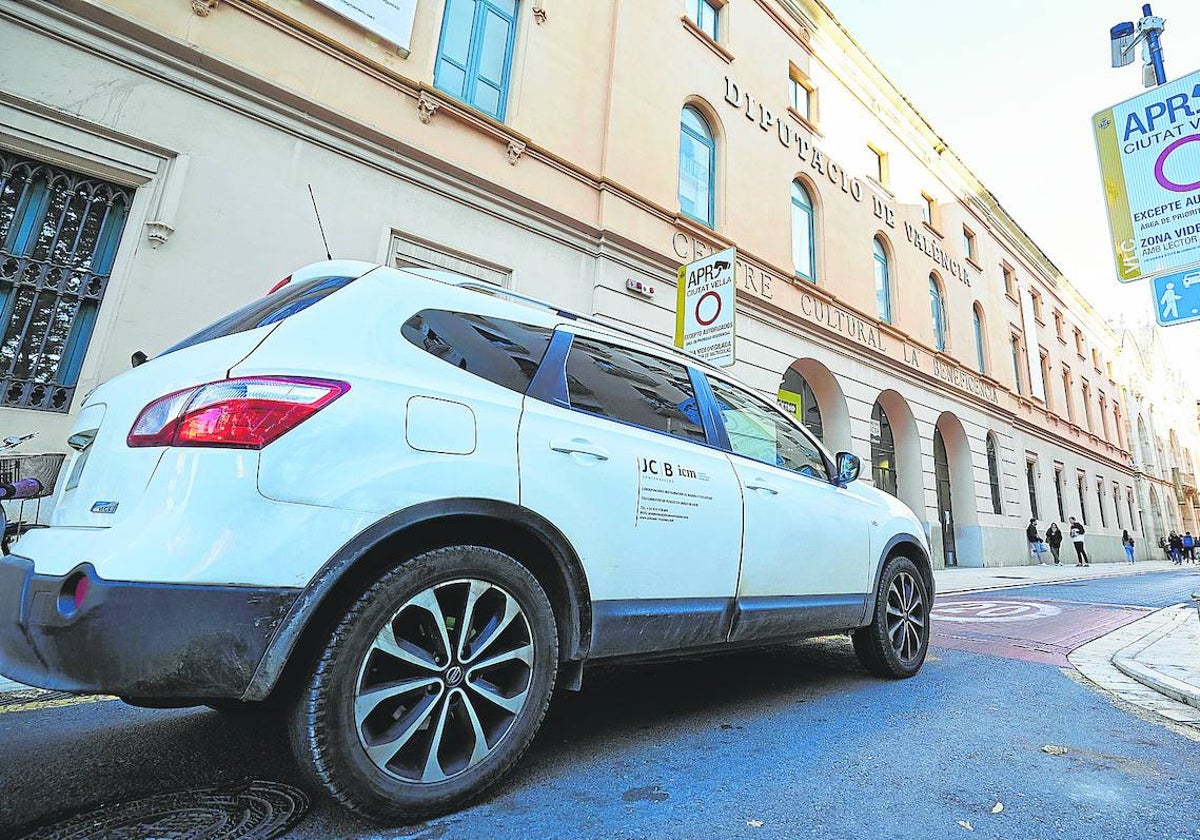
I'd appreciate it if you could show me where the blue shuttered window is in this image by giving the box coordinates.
[0,150,132,412]
[434,0,519,121]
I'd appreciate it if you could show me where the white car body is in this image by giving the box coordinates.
[0,261,933,818]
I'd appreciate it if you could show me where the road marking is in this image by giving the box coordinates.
[931,601,1063,623]
[0,693,117,715]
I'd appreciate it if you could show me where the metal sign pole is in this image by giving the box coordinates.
[1141,4,1167,86]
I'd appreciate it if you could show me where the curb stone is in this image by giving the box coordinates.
[1111,605,1200,711]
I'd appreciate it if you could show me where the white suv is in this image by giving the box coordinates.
[0,261,933,822]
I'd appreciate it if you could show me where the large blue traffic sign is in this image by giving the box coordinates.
[1152,267,1200,327]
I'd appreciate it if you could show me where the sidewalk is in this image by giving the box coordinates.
[936,558,1200,729]
[933,557,1182,594]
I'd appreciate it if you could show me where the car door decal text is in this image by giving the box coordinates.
[635,456,714,525]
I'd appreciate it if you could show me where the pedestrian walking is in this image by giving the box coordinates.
[1046,522,1063,565]
[1069,516,1089,566]
[1184,531,1195,563]
[1159,535,1172,562]
[1169,531,1184,565]
[1026,518,1044,565]
[1122,529,1135,564]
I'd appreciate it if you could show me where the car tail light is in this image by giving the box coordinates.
[128,376,349,449]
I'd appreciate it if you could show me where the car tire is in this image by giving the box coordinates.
[852,555,929,679]
[287,545,558,823]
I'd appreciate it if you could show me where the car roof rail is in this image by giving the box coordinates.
[449,279,717,369]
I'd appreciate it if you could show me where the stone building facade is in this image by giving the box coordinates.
[1,0,1196,564]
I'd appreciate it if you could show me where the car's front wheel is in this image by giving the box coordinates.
[852,555,929,678]
[287,545,558,823]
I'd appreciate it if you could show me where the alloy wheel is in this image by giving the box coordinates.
[884,570,925,665]
[354,578,534,784]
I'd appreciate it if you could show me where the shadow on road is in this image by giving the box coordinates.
[1,636,873,837]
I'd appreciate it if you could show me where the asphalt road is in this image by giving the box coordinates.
[3,568,1200,840]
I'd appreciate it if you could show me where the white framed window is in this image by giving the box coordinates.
[873,236,891,323]
[686,0,720,41]
[788,66,817,125]
[921,192,938,228]
[791,180,817,283]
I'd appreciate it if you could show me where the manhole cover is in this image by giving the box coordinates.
[18,780,309,840]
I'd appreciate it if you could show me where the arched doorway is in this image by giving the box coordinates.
[779,368,823,440]
[869,391,923,518]
[934,428,955,565]
[778,358,850,453]
[934,412,982,567]
[872,401,897,496]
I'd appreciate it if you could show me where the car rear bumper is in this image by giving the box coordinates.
[0,555,299,700]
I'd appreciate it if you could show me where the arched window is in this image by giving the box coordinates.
[791,180,816,283]
[871,401,897,496]
[973,304,986,374]
[929,274,947,351]
[986,433,1002,514]
[679,106,715,227]
[779,368,823,440]
[873,236,891,323]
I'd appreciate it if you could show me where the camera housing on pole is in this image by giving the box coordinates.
[1110,21,1135,67]
[1109,4,1167,88]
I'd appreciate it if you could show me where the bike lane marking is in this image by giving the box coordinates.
[931,596,1149,666]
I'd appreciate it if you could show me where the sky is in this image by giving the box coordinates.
[829,0,1200,391]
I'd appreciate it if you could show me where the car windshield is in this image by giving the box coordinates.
[159,275,355,356]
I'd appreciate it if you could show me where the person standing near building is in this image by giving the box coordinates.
[1046,522,1063,565]
[1169,531,1183,565]
[1069,516,1089,566]
[1122,529,1135,564]
[1026,518,1043,565]
[1183,531,1195,563]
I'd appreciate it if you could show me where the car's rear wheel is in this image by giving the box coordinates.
[852,555,929,678]
[287,545,558,823]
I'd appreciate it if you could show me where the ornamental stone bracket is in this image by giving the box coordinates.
[506,139,526,165]
[145,221,175,248]
[532,1,547,24]
[191,0,219,16]
[417,92,440,124]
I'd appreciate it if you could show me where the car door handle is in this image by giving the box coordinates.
[745,482,779,495]
[549,438,609,461]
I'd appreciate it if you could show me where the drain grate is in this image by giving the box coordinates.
[18,780,309,840]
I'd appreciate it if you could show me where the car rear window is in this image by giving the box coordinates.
[402,309,553,393]
[160,275,356,356]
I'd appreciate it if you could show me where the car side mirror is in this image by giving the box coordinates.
[835,452,861,486]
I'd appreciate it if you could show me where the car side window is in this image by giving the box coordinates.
[402,310,553,393]
[564,335,707,444]
[707,377,828,480]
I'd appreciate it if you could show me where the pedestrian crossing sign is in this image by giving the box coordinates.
[1152,266,1200,327]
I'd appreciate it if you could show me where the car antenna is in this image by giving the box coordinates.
[308,183,333,261]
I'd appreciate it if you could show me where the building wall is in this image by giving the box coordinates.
[1,0,1197,566]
